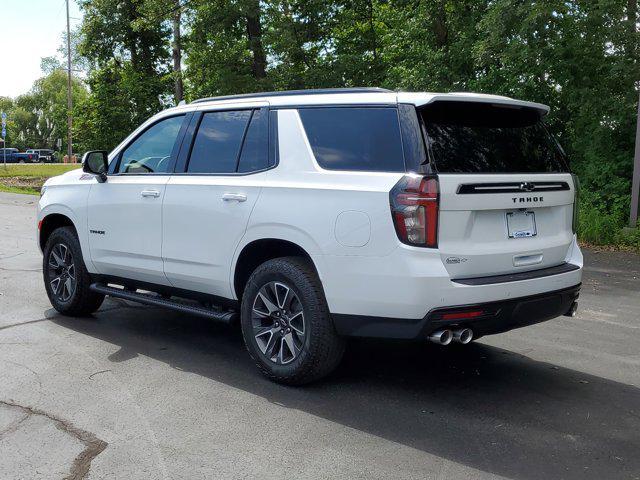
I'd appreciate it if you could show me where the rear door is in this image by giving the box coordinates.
[419,101,576,279]
[162,105,272,298]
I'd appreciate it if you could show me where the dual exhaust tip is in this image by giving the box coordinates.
[428,328,473,345]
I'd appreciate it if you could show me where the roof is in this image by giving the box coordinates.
[187,88,550,114]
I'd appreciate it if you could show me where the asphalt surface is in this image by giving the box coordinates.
[0,191,638,480]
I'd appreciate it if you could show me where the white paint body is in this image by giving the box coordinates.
[38,91,582,323]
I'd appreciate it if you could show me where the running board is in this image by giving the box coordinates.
[89,283,237,323]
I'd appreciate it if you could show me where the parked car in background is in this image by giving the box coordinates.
[0,148,40,163]
[27,149,57,162]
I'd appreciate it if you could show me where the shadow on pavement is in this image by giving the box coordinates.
[52,302,640,480]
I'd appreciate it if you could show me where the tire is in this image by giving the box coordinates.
[240,257,345,385]
[43,226,105,316]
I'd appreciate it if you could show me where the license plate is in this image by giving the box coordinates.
[506,211,537,238]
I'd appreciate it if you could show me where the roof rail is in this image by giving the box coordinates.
[191,87,393,105]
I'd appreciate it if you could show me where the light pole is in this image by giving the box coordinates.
[630,95,640,227]
[65,0,73,162]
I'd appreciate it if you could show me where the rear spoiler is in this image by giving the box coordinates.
[404,93,550,116]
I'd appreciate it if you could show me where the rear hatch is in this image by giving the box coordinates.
[419,100,576,280]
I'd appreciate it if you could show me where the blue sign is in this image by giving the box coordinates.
[1,128,5,138]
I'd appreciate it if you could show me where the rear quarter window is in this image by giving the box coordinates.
[298,107,405,172]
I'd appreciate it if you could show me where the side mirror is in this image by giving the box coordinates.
[82,151,109,183]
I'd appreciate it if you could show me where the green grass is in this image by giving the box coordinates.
[0,163,81,195]
[0,184,38,195]
[0,163,80,178]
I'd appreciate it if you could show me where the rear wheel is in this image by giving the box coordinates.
[43,227,104,316]
[240,257,345,385]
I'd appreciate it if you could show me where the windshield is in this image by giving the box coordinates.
[420,101,568,173]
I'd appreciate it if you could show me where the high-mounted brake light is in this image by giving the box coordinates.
[390,175,439,248]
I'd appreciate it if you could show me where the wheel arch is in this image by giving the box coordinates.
[232,238,321,302]
[39,212,77,252]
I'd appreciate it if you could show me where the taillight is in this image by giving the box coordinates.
[390,175,439,247]
[571,173,580,234]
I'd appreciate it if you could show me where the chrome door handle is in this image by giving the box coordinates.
[222,193,247,202]
[141,189,160,198]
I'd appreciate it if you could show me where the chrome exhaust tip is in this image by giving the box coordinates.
[564,301,578,317]
[453,328,473,344]
[428,329,453,346]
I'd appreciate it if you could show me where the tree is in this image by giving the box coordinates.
[0,71,87,152]
[75,0,173,150]
[184,0,273,99]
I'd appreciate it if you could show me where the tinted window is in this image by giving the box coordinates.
[398,104,428,172]
[238,109,269,173]
[420,102,568,173]
[118,115,184,174]
[298,107,405,172]
[187,110,251,173]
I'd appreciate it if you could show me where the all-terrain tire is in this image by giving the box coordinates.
[240,256,345,385]
[43,226,104,316]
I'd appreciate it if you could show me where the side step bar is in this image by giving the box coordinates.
[89,283,237,323]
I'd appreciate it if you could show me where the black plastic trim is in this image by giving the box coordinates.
[191,87,392,104]
[91,274,238,310]
[90,283,237,323]
[452,262,580,286]
[331,284,581,339]
[457,181,570,194]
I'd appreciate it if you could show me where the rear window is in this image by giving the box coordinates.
[420,102,568,173]
[298,107,405,172]
[188,110,251,174]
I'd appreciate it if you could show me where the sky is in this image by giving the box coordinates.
[0,0,82,98]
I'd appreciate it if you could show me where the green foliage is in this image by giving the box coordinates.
[0,71,87,153]
[578,187,639,249]
[74,0,173,151]
[8,0,638,247]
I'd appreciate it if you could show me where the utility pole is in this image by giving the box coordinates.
[631,94,640,227]
[65,0,73,162]
[628,0,639,227]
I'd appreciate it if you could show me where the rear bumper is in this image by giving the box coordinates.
[332,284,581,339]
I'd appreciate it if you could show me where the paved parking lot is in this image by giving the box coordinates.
[1,191,639,480]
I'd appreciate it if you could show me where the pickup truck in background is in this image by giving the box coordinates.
[0,148,40,163]
[27,149,57,162]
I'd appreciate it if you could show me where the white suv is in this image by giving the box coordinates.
[38,88,582,384]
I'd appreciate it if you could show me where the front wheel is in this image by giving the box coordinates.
[240,257,345,385]
[43,226,105,316]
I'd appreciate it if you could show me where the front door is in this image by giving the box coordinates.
[87,114,186,285]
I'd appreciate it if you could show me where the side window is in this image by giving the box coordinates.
[298,107,405,172]
[118,115,184,174]
[237,109,269,173]
[398,104,428,173]
[187,110,251,173]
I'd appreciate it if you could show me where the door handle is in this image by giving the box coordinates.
[222,193,247,202]
[141,189,160,198]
